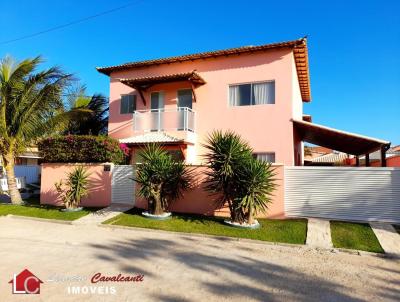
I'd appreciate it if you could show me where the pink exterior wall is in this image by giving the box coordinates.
[135,164,285,218]
[40,163,112,207]
[108,49,303,166]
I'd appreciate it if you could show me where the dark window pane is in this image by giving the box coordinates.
[130,95,136,112]
[178,89,192,109]
[120,95,136,114]
[238,84,251,106]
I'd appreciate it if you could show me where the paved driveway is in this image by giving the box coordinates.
[0,217,398,302]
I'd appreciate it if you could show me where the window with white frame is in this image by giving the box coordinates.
[120,95,136,114]
[253,152,275,163]
[229,81,275,106]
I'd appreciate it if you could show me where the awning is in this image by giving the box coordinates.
[119,132,184,145]
[293,119,390,155]
[120,71,206,90]
[120,71,205,105]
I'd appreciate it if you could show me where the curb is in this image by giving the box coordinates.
[99,223,305,249]
[99,223,393,259]
[6,214,74,225]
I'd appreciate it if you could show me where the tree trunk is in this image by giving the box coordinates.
[3,153,23,205]
[247,207,254,225]
[150,183,163,215]
[153,193,163,215]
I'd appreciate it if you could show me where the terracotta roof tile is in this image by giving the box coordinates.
[97,38,311,102]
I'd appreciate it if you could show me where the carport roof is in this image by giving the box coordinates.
[293,119,390,155]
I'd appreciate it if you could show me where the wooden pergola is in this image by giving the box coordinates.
[293,119,391,166]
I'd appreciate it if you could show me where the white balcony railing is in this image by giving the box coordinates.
[133,107,195,132]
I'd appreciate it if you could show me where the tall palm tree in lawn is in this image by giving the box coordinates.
[0,55,84,204]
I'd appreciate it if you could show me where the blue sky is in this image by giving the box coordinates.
[1,0,399,144]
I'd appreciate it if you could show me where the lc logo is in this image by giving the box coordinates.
[9,269,43,294]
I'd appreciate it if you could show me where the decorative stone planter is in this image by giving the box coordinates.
[142,211,172,220]
[61,207,84,212]
[224,219,261,229]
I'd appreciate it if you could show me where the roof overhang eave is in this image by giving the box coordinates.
[293,119,390,156]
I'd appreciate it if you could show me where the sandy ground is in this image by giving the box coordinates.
[0,216,399,302]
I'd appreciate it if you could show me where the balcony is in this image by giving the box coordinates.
[133,107,195,133]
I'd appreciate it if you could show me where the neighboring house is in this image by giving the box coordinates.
[0,147,41,189]
[306,151,352,166]
[0,147,41,169]
[97,38,390,166]
[304,146,333,161]
[358,145,400,167]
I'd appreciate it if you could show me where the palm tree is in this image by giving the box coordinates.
[134,144,192,215]
[203,130,276,225]
[203,130,253,223]
[64,86,108,135]
[0,55,85,204]
[237,158,276,224]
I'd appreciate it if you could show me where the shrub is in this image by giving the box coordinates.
[203,130,276,225]
[134,144,193,215]
[55,166,91,209]
[38,135,126,164]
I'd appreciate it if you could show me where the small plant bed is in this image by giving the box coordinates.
[330,221,384,253]
[0,198,96,221]
[393,225,400,235]
[104,208,307,245]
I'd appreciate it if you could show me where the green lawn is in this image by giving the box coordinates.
[330,221,384,253]
[104,208,307,244]
[0,198,96,221]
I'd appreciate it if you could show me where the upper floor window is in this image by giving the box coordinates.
[229,81,275,106]
[253,152,275,163]
[120,95,136,114]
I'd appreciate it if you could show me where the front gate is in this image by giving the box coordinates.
[111,165,135,205]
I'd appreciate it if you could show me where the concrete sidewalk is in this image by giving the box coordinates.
[72,203,132,225]
[370,222,400,258]
[306,218,333,249]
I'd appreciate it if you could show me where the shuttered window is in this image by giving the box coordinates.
[120,95,136,114]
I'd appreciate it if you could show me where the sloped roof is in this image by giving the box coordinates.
[97,38,311,102]
[120,71,205,89]
[293,119,390,155]
[311,152,350,163]
[119,133,183,144]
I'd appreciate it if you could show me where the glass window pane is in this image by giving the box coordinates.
[254,152,275,163]
[129,95,136,113]
[238,84,251,106]
[178,89,192,109]
[252,82,275,105]
[151,92,159,110]
[120,95,136,114]
[120,95,128,114]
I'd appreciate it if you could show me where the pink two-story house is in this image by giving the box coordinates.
[97,38,311,166]
[97,38,390,167]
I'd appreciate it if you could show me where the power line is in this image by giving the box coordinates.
[0,0,143,45]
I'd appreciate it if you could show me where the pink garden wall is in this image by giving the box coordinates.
[40,163,112,207]
[40,163,285,219]
[134,164,285,219]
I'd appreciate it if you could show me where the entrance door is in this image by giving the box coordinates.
[150,92,165,131]
[177,89,192,130]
